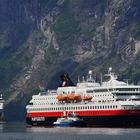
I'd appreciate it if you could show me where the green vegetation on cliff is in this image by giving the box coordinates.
[54,1,80,48]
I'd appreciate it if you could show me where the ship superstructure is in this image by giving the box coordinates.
[26,68,140,127]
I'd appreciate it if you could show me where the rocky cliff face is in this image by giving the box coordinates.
[0,0,140,121]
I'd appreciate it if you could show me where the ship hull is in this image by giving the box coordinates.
[26,109,140,127]
[0,110,3,121]
[26,116,140,127]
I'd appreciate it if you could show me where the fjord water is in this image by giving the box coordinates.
[0,122,140,140]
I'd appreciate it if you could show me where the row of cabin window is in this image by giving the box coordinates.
[115,93,140,96]
[87,90,107,93]
[33,97,56,100]
[30,105,118,111]
[33,100,116,105]
[87,88,140,93]
[93,94,113,97]
[33,94,113,101]
[33,102,57,105]
[116,88,140,91]
[87,89,115,93]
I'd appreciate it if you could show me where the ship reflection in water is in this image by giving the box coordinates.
[1,122,140,140]
[27,125,140,135]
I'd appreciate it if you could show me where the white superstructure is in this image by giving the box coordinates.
[0,94,4,121]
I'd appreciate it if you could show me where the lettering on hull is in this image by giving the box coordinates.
[31,117,45,121]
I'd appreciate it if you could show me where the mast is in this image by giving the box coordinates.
[100,72,103,85]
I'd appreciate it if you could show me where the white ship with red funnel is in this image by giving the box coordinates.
[26,68,140,127]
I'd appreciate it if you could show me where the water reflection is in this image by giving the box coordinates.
[27,126,140,135]
[0,122,140,135]
[2,122,26,133]
[0,122,140,140]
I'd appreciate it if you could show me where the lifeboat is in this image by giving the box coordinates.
[67,93,82,101]
[83,95,92,101]
[67,93,75,101]
[74,93,82,100]
[57,94,68,101]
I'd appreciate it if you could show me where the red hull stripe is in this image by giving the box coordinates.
[26,110,140,118]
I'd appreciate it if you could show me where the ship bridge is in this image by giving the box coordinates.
[102,71,127,87]
[77,70,100,88]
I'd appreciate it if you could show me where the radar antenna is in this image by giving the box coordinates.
[108,67,112,73]
[88,70,92,80]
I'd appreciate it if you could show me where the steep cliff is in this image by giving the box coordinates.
[0,0,140,121]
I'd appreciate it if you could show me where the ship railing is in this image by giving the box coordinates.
[47,90,57,94]
[112,91,140,93]
[57,101,95,105]
[56,100,115,106]
[39,90,57,95]
[39,91,48,96]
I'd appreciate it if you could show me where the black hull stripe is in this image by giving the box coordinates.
[26,116,140,127]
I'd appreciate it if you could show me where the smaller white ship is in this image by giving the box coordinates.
[53,112,86,127]
[0,94,4,121]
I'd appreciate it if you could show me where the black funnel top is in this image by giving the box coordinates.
[59,73,75,87]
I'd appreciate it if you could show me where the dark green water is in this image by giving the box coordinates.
[0,122,140,140]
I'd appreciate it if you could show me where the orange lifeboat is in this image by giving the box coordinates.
[83,95,92,101]
[74,93,81,100]
[57,94,68,101]
[67,93,82,101]
[67,93,75,101]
